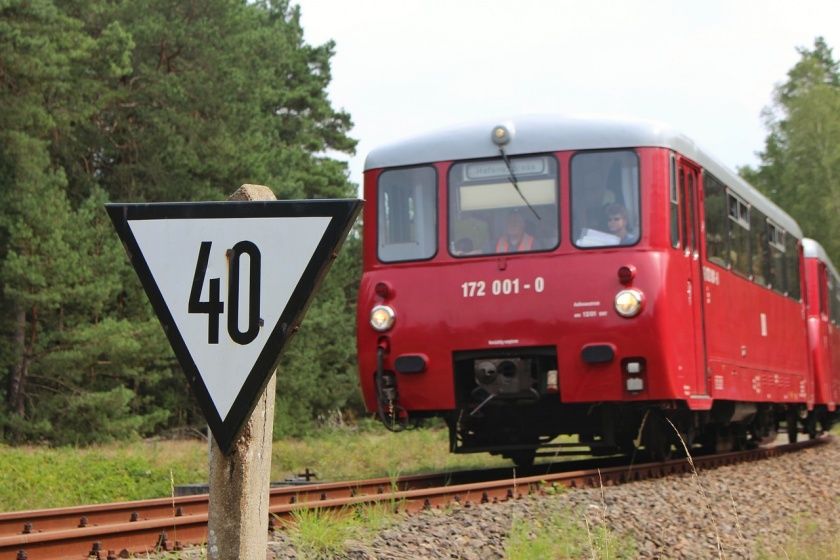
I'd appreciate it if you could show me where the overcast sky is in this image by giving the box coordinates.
[294,0,840,189]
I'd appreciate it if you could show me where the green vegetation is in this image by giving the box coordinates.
[741,37,840,267]
[0,439,206,510]
[0,423,514,511]
[755,517,840,559]
[286,503,399,560]
[0,0,359,445]
[504,510,636,560]
[271,420,511,483]
[287,507,357,560]
[1,1,838,458]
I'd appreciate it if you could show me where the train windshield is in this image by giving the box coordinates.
[377,166,437,262]
[571,150,640,248]
[448,156,559,256]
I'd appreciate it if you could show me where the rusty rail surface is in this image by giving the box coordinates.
[0,436,828,560]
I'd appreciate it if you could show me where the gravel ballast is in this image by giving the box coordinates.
[161,437,840,559]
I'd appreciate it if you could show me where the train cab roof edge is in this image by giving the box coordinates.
[364,114,802,238]
[803,238,840,281]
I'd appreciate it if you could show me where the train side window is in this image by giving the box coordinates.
[727,192,751,277]
[685,172,697,251]
[819,265,829,318]
[833,275,840,325]
[750,209,769,286]
[571,150,640,248]
[678,169,687,248]
[669,156,679,249]
[377,166,437,262]
[785,235,801,300]
[767,222,787,295]
[703,173,727,267]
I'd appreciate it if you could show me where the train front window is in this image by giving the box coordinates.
[448,156,558,256]
[571,150,640,248]
[377,166,437,262]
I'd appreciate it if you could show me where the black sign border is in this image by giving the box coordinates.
[106,199,362,455]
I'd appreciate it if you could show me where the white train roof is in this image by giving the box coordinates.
[365,114,802,237]
[802,238,840,281]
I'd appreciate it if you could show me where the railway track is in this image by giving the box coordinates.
[0,436,828,560]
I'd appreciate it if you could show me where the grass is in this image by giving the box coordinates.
[0,439,207,511]
[287,507,358,559]
[504,510,636,560]
[0,421,513,511]
[285,502,401,560]
[271,420,513,483]
[755,516,840,559]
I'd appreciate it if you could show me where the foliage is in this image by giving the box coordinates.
[0,0,358,444]
[0,440,206,510]
[286,501,400,560]
[741,37,840,266]
[274,230,362,437]
[0,424,515,510]
[755,516,840,559]
[505,510,636,560]
[271,421,511,482]
[287,507,361,560]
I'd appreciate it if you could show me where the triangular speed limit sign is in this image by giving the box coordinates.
[107,199,362,454]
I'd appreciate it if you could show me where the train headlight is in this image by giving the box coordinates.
[614,289,644,318]
[370,305,396,332]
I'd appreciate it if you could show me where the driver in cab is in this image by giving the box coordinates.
[496,210,535,253]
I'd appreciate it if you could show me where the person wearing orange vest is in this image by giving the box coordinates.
[495,210,535,253]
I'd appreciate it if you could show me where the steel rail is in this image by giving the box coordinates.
[0,437,827,560]
[0,469,495,539]
[0,453,627,538]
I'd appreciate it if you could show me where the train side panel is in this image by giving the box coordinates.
[803,256,840,410]
[702,264,810,404]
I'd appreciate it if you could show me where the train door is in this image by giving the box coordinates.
[678,159,709,395]
[826,267,840,402]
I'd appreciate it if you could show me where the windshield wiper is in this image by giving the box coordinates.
[498,147,540,220]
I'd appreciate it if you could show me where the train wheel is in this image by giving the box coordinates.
[696,430,717,455]
[671,421,696,457]
[733,425,750,450]
[820,414,835,433]
[642,410,673,461]
[806,413,819,440]
[786,409,799,443]
[700,428,734,454]
[509,450,536,468]
[617,435,637,456]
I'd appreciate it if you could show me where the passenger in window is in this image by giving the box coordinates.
[452,211,489,255]
[605,203,636,245]
[495,210,535,253]
[453,237,481,256]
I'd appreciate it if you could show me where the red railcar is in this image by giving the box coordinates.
[802,238,840,429]
[357,115,826,464]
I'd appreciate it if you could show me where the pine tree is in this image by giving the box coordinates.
[1,0,360,442]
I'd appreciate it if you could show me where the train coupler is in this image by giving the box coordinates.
[374,347,414,432]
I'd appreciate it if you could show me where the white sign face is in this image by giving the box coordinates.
[108,200,362,454]
[129,217,329,420]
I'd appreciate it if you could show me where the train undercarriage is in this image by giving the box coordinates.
[373,347,836,467]
[444,399,836,467]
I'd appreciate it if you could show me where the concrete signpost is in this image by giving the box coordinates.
[107,186,361,559]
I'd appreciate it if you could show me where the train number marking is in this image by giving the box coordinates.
[461,277,544,298]
[461,281,486,297]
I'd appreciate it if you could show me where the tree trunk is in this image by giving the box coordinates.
[7,306,28,417]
